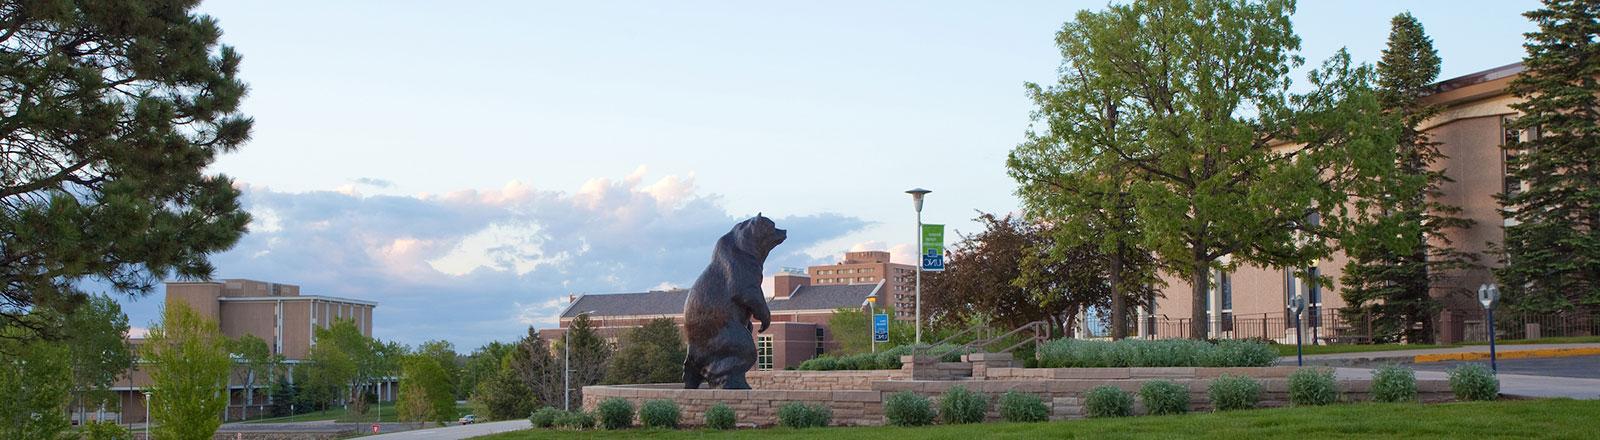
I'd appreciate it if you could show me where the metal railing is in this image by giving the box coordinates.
[916,320,1049,361]
[1147,308,1372,343]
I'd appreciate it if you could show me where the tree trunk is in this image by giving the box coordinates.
[1109,244,1127,340]
[1190,253,1210,340]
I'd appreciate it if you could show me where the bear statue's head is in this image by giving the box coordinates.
[732,214,786,259]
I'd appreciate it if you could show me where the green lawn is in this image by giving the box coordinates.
[244,402,471,424]
[475,399,1600,439]
[1466,336,1600,346]
[1273,343,1445,357]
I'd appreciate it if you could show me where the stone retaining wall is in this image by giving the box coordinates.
[584,368,1455,427]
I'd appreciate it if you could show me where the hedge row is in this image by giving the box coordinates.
[795,344,970,371]
[1037,338,1277,368]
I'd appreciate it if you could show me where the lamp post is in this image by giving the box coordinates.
[142,391,152,440]
[906,188,931,345]
[867,296,878,353]
[1289,293,1306,367]
[564,310,597,411]
[1478,284,1501,373]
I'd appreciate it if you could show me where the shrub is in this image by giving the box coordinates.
[793,344,970,370]
[1037,338,1275,368]
[1371,365,1418,403]
[639,399,680,429]
[704,402,736,430]
[1207,374,1260,411]
[554,410,595,429]
[595,398,634,429]
[939,385,988,424]
[82,421,133,440]
[883,391,936,426]
[997,391,1049,423]
[530,406,561,428]
[1288,368,1338,406]
[1448,363,1499,401]
[1139,380,1190,415]
[1083,385,1134,418]
[776,402,831,428]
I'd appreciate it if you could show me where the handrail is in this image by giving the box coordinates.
[915,320,1051,361]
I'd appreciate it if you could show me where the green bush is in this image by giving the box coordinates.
[639,399,680,429]
[704,402,736,430]
[939,385,988,424]
[1288,368,1338,406]
[530,406,562,428]
[795,344,971,371]
[1083,385,1134,418]
[1448,363,1499,401]
[997,391,1049,422]
[883,391,936,426]
[554,410,595,429]
[595,398,634,429]
[1208,374,1261,411]
[1371,365,1418,403]
[776,402,831,428]
[1139,380,1190,415]
[81,421,133,440]
[1037,339,1275,368]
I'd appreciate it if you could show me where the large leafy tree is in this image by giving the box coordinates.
[469,359,532,421]
[65,295,133,424]
[459,341,512,401]
[0,0,253,342]
[507,328,562,409]
[0,317,71,439]
[414,340,460,400]
[305,319,398,415]
[604,317,686,385]
[228,334,282,419]
[1340,13,1477,343]
[827,300,914,354]
[145,302,231,440]
[396,352,456,424]
[1011,0,1397,339]
[1497,0,1600,313]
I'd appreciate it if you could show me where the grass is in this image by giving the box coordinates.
[473,399,1600,439]
[1465,336,1600,346]
[1272,336,1600,357]
[243,402,471,424]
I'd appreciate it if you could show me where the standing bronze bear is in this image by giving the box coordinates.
[682,215,784,389]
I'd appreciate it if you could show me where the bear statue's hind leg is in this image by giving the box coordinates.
[706,356,753,389]
[683,346,705,389]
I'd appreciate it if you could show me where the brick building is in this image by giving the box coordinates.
[105,279,389,424]
[541,272,881,371]
[807,251,916,320]
[1146,62,1537,344]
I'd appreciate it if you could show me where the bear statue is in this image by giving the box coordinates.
[682,215,785,389]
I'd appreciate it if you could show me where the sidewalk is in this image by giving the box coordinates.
[1279,343,1600,367]
[361,419,530,440]
[1335,367,1600,400]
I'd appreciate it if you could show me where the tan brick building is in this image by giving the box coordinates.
[106,279,387,424]
[540,272,881,371]
[807,251,916,320]
[1146,63,1530,344]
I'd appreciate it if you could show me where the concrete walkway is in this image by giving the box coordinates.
[1280,343,1600,367]
[1335,367,1600,400]
[360,419,530,440]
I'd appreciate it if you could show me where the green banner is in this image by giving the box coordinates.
[920,224,945,271]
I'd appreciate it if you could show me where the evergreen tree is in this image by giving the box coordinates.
[1497,0,1600,313]
[0,0,253,343]
[1340,13,1478,343]
[548,315,610,409]
[469,366,532,421]
[508,328,563,409]
[269,374,297,417]
[604,318,686,385]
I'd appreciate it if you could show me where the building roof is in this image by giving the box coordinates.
[769,282,880,312]
[561,281,881,319]
[562,289,689,318]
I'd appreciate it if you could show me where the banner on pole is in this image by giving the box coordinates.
[873,314,890,342]
[920,224,945,271]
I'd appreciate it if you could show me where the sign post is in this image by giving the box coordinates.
[1478,283,1501,372]
[873,314,890,348]
[1288,293,1306,367]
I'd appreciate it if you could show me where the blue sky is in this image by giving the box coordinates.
[116,1,1542,350]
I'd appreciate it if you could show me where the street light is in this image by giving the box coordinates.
[905,188,931,345]
[867,296,878,353]
[564,310,597,411]
[142,391,152,440]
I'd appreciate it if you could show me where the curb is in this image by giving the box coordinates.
[1413,347,1600,363]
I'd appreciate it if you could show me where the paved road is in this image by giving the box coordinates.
[361,420,530,440]
[1412,355,1600,379]
[1337,366,1600,400]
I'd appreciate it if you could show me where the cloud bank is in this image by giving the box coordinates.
[126,170,868,349]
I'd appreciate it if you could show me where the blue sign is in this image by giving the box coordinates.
[872,314,890,342]
[921,248,945,271]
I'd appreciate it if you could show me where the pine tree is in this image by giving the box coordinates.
[1497,0,1600,313]
[1340,13,1478,343]
[0,0,253,342]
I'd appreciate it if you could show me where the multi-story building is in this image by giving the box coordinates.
[107,279,387,424]
[1146,62,1529,344]
[540,272,882,371]
[807,251,917,320]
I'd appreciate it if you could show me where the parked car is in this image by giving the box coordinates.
[458,414,476,425]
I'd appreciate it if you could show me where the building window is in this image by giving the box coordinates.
[815,328,826,357]
[756,335,773,371]
[1306,266,1322,328]
[1502,116,1534,197]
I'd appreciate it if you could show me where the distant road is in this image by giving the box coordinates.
[360,420,530,440]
